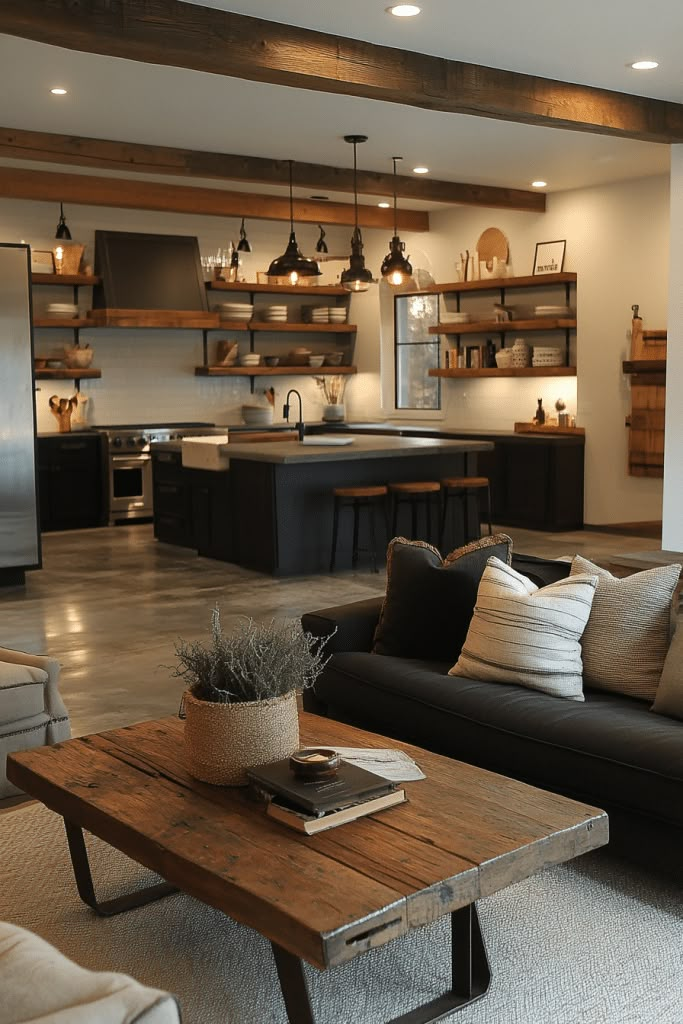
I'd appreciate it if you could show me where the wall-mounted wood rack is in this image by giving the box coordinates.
[34,368,101,381]
[415,272,577,296]
[429,367,577,379]
[195,366,357,378]
[31,274,100,287]
[207,282,348,296]
[430,318,576,336]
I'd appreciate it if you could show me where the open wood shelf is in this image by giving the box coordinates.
[34,368,101,380]
[249,322,356,333]
[430,318,576,336]
[429,366,577,379]
[33,318,94,328]
[195,365,357,377]
[415,272,577,296]
[207,281,348,295]
[31,274,100,286]
[622,360,666,374]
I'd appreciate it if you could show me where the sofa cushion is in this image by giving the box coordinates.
[314,652,683,830]
[0,662,48,724]
[652,616,683,721]
[570,555,681,700]
[372,534,513,663]
[449,557,597,701]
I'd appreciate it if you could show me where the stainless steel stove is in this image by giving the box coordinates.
[96,422,220,525]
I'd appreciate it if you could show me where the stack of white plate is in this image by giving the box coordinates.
[443,311,471,324]
[47,303,78,319]
[241,404,273,426]
[311,307,329,323]
[328,307,347,323]
[261,305,288,322]
[214,302,253,322]
[239,353,261,366]
[534,305,572,318]
[532,346,565,367]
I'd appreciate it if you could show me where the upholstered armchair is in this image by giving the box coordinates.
[0,645,71,798]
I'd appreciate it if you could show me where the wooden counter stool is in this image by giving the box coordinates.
[330,485,388,573]
[388,481,441,543]
[440,476,493,548]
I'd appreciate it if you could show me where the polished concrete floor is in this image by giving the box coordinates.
[0,524,662,739]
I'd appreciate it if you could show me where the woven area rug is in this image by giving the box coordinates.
[1,803,681,1024]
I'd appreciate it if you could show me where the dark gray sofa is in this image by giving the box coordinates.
[302,556,683,876]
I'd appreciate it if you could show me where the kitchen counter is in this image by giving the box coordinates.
[224,435,492,465]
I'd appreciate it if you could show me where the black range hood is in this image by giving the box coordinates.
[93,230,207,311]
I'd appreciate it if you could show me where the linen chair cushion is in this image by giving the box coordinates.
[0,661,49,723]
[0,921,181,1023]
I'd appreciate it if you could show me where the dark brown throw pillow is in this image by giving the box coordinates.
[372,534,513,663]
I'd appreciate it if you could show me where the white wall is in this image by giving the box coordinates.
[395,175,670,525]
[662,146,683,550]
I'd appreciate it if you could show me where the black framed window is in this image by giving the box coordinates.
[394,293,441,410]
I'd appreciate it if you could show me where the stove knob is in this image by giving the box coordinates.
[139,435,148,447]
[126,437,137,448]
[112,437,122,448]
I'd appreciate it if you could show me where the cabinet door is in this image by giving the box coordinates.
[499,443,551,529]
[39,436,103,530]
[191,471,232,561]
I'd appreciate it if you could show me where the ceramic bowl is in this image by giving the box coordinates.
[241,405,274,426]
[308,355,325,367]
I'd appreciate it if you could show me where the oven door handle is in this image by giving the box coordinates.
[111,454,152,467]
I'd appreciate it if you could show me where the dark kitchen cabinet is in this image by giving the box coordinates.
[37,434,104,531]
[152,449,194,548]
[190,469,232,562]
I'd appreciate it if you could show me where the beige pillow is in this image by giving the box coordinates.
[651,617,683,721]
[570,555,681,700]
[449,556,597,701]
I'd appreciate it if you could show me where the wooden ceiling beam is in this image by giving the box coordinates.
[0,126,545,213]
[0,166,429,231]
[1,1,682,143]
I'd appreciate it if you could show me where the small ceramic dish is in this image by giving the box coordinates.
[289,748,341,780]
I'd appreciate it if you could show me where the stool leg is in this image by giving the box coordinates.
[383,495,391,546]
[368,500,379,573]
[485,483,493,536]
[411,496,418,539]
[440,490,449,551]
[351,500,360,568]
[392,495,398,537]
[464,489,472,543]
[329,498,340,572]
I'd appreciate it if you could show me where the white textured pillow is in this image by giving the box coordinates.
[570,555,681,700]
[449,556,597,701]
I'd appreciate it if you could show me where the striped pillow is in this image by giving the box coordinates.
[570,555,681,700]
[449,557,598,701]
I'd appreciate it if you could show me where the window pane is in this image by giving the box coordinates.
[395,294,440,410]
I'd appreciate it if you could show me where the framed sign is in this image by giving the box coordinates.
[533,240,566,276]
[30,249,55,274]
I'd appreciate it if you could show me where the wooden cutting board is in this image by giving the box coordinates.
[514,422,585,435]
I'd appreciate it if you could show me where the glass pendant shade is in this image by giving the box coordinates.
[267,161,320,282]
[236,217,251,253]
[341,134,375,294]
[381,157,412,287]
[55,202,72,241]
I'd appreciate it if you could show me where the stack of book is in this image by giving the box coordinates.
[247,758,406,835]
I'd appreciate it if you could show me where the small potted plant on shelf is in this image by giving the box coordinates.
[172,607,331,785]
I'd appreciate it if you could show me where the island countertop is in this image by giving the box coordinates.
[223,434,493,464]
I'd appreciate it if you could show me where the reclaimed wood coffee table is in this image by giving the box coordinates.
[8,713,608,1023]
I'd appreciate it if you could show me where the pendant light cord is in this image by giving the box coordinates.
[392,157,400,236]
[353,142,359,231]
[288,160,294,232]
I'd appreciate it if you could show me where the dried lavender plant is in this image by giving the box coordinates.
[172,607,333,704]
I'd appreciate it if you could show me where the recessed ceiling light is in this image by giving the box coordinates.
[413,166,429,174]
[386,4,421,16]
[50,87,67,95]
[630,60,659,70]
[378,201,391,208]
[531,180,547,188]
[309,195,329,200]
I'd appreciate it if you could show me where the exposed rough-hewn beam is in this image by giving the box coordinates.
[0,166,429,230]
[0,126,545,212]
[1,1,681,143]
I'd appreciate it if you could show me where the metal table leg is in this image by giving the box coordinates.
[272,903,490,1024]
[64,819,178,917]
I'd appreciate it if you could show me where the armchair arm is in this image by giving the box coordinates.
[0,646,68,723]
[302,597,384,655]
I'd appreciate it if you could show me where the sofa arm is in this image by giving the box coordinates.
[302,597,384,655]
[0,646,69,726]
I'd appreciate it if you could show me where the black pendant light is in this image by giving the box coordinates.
[236,217,251,253]
[55,202,72,241]
[315,225,328,254]
[380,157,412,286]
[267,161,321,283]
[340,135,375,294]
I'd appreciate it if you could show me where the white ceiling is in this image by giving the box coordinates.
[0,1,677,200]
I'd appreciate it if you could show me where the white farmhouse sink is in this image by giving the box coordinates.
[301,436,355,446]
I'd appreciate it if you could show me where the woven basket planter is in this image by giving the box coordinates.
[182,689,300,786]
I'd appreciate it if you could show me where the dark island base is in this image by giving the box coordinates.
[231,452,481,575]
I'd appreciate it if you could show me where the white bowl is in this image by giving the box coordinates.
[240,355,261,366]
[308,355,325,367]
[241,405,274,426]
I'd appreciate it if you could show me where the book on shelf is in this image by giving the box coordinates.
[266,788,407,835]
[247,757,398,816]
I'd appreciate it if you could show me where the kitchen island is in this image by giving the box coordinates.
[153,434,492,574]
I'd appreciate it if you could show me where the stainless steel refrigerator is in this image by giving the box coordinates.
[0,243,40,584]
